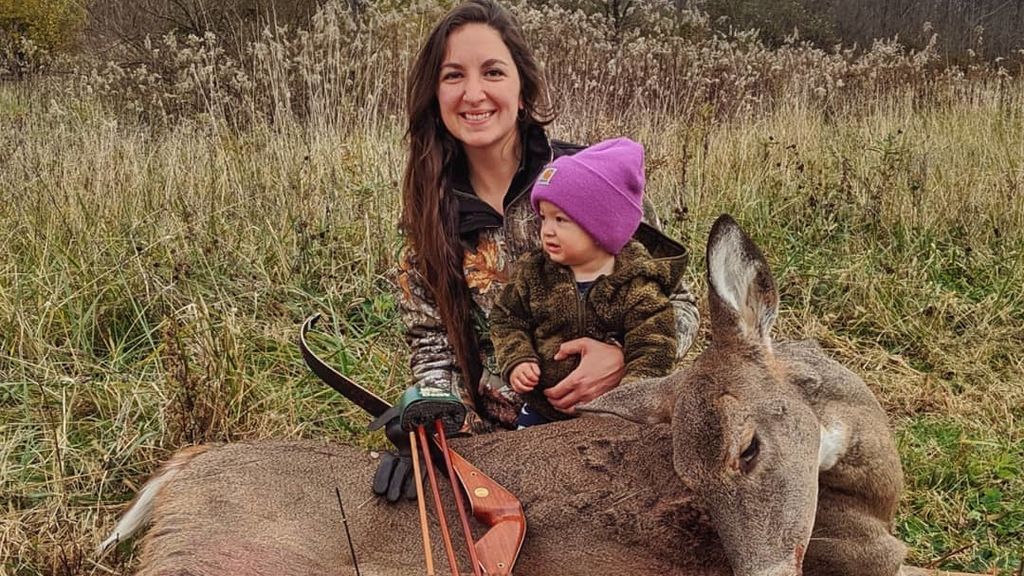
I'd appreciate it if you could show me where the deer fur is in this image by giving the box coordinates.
[98,215,969,576]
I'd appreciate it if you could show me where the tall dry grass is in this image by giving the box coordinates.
[1,1,1021,574]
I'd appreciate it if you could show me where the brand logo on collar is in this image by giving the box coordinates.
[537,166,557,185]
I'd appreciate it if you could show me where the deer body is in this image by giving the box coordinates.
[103,216,919,576]
[115,418,730,576]
[106,340,903,576]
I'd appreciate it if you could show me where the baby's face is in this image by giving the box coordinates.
[536,201,606,267]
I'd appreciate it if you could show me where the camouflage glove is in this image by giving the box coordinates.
[368,386,467,503]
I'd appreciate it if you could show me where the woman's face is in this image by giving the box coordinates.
[437,23,523,155]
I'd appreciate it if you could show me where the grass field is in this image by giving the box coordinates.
[1,2,1022,573]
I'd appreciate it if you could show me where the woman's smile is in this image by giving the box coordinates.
[462,110,495,122]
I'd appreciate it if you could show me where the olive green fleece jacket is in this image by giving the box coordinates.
[490,240,686,422]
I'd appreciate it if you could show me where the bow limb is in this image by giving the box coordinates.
[301,315,524,573]
[299,314,391,417]
[445,448,527,576]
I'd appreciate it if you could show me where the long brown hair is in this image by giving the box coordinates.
[401,0,555,404]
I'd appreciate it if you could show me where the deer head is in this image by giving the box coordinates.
[584,214,824,576]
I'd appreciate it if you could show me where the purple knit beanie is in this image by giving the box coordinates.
[530,137,645,255]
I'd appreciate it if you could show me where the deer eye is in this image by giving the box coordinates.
[739,435,760,474]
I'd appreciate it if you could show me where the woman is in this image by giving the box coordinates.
[372,0,700,502]
[394,0,699,435]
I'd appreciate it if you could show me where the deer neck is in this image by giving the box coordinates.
[451,417,724,571]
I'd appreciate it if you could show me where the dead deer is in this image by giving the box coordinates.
[98,215,972,576]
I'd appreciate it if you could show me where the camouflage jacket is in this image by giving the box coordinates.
[397,125,700,433]
[490,240,686,422]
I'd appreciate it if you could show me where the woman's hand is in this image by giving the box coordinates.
[544,338,625,414]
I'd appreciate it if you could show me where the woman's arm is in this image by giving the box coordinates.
[397,246,475,415]
[668,286,700,359]
[544,338,625,414]
[641,198,701,360]
[543,287,680,413]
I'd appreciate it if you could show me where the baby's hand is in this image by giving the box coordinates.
[510,362,541,394]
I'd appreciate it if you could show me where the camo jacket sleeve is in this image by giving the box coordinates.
[640,200,700,360]
[669,284,699,359]
[396,245,469,409]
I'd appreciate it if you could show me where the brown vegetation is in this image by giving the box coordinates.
[0,1,1021,575]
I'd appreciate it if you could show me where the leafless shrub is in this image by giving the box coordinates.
[162,305,254,445]
[821,0,1024,60]
[73,0,1024,129]
[78,1,430,127]
[1,32,51,79]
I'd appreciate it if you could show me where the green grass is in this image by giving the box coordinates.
[898,418,1023,571]
[1,77,1022,574]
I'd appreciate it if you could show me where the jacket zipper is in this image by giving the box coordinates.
[559,265,583,339]
[566,265,611,342]
[504,142,555,210]
[577,279,587,340]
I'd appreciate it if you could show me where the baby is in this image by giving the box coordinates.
[490,137,685,428]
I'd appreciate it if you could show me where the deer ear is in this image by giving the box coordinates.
[577,375,677,425]
[705,214,779,351]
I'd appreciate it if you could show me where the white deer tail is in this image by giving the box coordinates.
[96,445,210,557]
